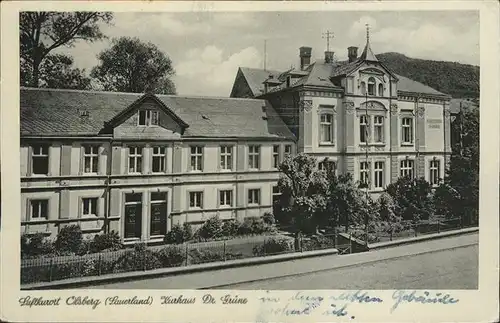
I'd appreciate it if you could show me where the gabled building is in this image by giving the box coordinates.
[230,33,452,196]
[20,88,295,241]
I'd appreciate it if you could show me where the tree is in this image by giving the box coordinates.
[376,192,403,234]
[277,154,327,234]
[446,105,479,224]
[91,37,176,94]
[20,12,113,87]
[386,176,435,222]
[22,54,92,90]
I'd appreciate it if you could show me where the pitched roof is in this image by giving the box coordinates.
[358,41,378,62]
[395,74,448,97]
[238,67,281,97]
[20,87,295,140]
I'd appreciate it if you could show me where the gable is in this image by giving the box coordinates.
[349,62,397,82]
[230,69,255,98]
[112,96,185,140]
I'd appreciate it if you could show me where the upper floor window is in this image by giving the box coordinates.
[248,145,260,170]
[367,77,376,96]
[400,159,414,178]
[320,113,334,143]
[220,146,233,170]
[429,159,440,186]
[272,145,280,169]
[219,190,233,207]
[359,115,369,143]
[189,191,203,208]
[32,145,49,175]
[284,144,292,156]
[30,199,48,220]
[401,117,414,144]
[152,146,166,173]
[83,145,99,174]
[248,188,260,205]
[374,161,384,188]
[138,110,159,126]
[360,161,370,187]
[128,147,143,173]
[82,197,98,217]
[374,116,384,143]
[378,83,384,97]
[190,146,203,171]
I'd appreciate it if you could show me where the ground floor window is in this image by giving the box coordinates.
[124,193,142,239]
[429,159,441,186]
[248,188,260,205]
[150,192,168,236]
[400,159,415,178]
[82,198,98,217]
[30,199,48,220]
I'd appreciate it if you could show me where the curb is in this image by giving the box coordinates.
[368,227,479,250]
[22,248,339,290]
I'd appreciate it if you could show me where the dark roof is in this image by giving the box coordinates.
[20,87,295,140]
[395,74,447,97]
[358,41,378,62]
[238,67,281,97]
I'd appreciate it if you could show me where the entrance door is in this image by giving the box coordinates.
[150,192,167,236]
[124,193,142,239]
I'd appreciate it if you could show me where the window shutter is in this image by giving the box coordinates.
[97,146,105,175]
[27,146,33,176]
[187,147,192,171]
[124,146,129,174]
[78,145,84,175]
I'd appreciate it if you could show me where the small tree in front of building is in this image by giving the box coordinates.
[386,176,435,222]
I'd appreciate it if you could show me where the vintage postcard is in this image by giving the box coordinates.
[1,0,499,322]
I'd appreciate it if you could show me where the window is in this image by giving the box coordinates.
[401,117,414,144]
[82,198,98,217]
[378,83,384,97]
[400,159,414,178]
[374,161,384,189]
[272,145,280,168]
[359,115,369,143]
[429,159,441,186]
[374,116,384,143]
[128,147,142,173]
[83,145,99,173]
[30,200,48,219]
[32,145,49,175]
[152,147,166,173]
[138,110,159,126]
[360,162,370,187]
[248,145,260,169]
[220,146,233,170]
[189,191,203,208]
[360,82,366,95]
[320,113,334,143]
[190,146,203,171]
[150,192,167,236]
[219,190,233,207]
[272,185,281,215]
[367,77,376,96]
[284,145,292,155]
[248,189,260,205]
[124,193,142,239]
[318,160,336,174]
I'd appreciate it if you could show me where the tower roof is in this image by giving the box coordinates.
[359,23,378,62]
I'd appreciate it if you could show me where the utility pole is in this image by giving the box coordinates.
[322,30,335,52]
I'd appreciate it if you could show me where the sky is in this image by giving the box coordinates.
[56,11,479,97]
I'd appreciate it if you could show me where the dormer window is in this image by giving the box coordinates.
[138,110,159,126]
[367,77,376,96]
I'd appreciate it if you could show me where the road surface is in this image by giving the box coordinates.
[89,233,478,290]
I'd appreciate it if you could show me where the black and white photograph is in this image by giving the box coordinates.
[16,9,482,291]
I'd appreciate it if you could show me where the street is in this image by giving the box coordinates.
[88,233,478,290]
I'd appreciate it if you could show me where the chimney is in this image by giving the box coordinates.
[324,51,335,64]
[299,46,312,70]
[348,46,358,63]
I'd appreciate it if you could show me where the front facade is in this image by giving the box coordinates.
[230,36,452,198]
[20,89,294,241]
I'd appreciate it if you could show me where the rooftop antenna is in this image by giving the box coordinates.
[264,39,267,71]
[322,30,335,52]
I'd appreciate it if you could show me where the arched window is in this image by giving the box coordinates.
[378,83,384,96]
[360,82,366,95]
[367,77,376,96]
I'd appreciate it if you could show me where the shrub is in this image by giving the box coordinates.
[221,220,239,237]
[91,231,122,252]
[302,235,335,251]
[238,217,276,235]
[55,225,83,253]
[76,238,93,256]
[189,248,225,264]
[237,218,253,235]
[252,237,292,256]
[154,246,186,267]
[262,212,276,225]
[196,216,224,240]
[21,233,56,257]
[164,223,193,244]
[113,243,161,272]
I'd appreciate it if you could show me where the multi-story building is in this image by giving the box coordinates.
[230,34,452,197]
[20,88,295,241]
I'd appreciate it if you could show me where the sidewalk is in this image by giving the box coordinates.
[85,232,478,290]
